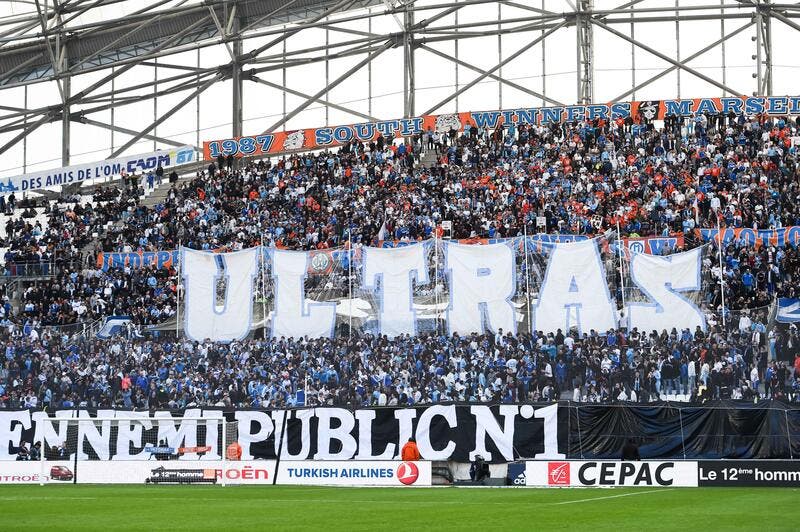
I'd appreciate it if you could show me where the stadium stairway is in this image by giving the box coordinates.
[420,149,439,168]
[77,173,196,263]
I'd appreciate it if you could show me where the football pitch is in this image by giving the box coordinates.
[0,485,797,531]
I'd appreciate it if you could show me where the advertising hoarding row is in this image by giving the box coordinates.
[4,459,798,487]
[0,460,429,486]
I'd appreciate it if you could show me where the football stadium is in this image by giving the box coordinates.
[0,0,799,529]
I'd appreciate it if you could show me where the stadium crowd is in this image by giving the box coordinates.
[1,321,799,410]
[1,108,800,405]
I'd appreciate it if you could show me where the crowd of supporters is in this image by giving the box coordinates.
[1,321,799,410]
[0,108,799,405]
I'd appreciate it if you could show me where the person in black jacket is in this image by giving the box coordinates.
[621,439,640,461]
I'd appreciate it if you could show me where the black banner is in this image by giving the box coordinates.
[698,461,800,486]
[0,404,563,463]
[565,400,800,460]
[2,401,799,462]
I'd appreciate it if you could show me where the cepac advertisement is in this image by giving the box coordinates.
[276,461,431,486]
[526,461,699,487]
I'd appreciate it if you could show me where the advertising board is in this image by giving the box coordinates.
[697,461,800,487]
[526,461,699,487]
[276,460,431,486]
[0,460,276,484]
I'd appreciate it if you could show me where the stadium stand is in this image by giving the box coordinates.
[1,111,800,410]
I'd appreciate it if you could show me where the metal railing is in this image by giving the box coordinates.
[1,261,54,278]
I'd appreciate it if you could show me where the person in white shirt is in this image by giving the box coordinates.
[687,359,696,393]
[750,365,760,397]
[701,362,710,385]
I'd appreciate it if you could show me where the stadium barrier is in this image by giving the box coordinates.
[4,458,798,487]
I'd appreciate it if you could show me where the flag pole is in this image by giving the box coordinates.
[616,220,627,327]
[523,224,533,335]
[176,240,181,338]
[717,214,726,328]
[261,236,269,340]
[434,228,440,336]
[348,230,353,341]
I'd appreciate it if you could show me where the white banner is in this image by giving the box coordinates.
[525,460,698,487]
[0,146,195,195]
[626,247,705,333]
[0,460,276,484]
[532,238,616,334]
[182,247,258,342]
[445,242,517,335]
[178,242,708,342]
[276,460,431,486]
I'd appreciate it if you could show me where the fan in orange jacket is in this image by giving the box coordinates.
[226,441,242,461]
[401,438,420,461]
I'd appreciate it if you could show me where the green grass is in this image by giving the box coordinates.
[0,485,796,531]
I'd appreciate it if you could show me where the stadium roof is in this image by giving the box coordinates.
[0,0,384,87]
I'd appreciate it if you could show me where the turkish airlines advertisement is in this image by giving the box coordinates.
[526,461,699,487]
[275,460,431,486]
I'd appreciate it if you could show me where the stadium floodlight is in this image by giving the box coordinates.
[33,416,239,486]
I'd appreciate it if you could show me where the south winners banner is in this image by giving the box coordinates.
[0,146,195,195]
[203,95,800,159]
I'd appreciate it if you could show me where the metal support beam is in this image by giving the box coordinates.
[576,0,594,104]
[262,39,394,134]
[245,0,357,61]
[0,0,798,174]
[754,0,773,96]
[232,17,243,139]
[590,17,746,97]
[62,74,70,166]
[0,113,52,158]
[403,1,415,118]
[610,20,754,102]
[67,14,214,103]
[109,75,221,158]
[421,19,569,116]
[249,75,380,122]
[418,44,565,106]
[74,116,190,149]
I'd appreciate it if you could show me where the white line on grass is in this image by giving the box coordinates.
[0,497,98,501]
[0,488,674,506]
[551,488,673,505]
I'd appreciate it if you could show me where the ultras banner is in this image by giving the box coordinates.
[181,236,719,342]
[202,95,800,159]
